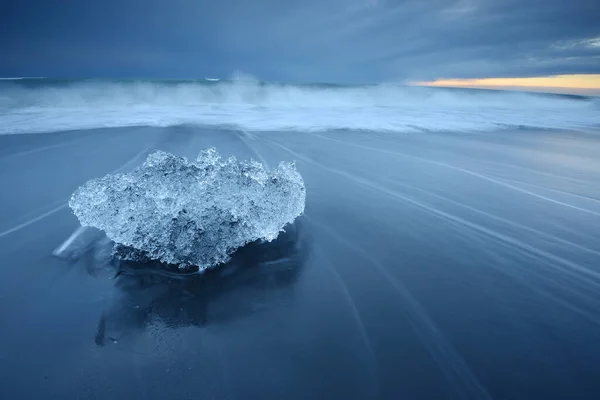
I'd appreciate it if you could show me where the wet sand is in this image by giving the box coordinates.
[1,127,600,399]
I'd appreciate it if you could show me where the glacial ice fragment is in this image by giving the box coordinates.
[69,148,306,270]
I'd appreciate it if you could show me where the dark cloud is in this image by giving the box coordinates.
[1,0,599,81]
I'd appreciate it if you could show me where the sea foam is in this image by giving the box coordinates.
[0,78,598,134]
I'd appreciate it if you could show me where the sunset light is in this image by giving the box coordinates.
[414,74,600,95]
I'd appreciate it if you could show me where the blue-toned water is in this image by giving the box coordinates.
[1,79,600,399]
[1,78,598,135]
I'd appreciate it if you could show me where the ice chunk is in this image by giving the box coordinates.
[69,148,305,271]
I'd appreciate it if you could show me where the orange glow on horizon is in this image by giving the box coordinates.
[413,74,600,94]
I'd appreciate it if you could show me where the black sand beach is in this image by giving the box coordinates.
[2,126,600,399]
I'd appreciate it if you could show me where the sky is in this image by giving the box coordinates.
[1,0,599,90]
[415,74,600,95]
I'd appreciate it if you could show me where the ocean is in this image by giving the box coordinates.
[1,78,600,399]
[1,78,599,135]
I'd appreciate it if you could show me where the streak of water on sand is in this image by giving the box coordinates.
[51,146,152,254]
[0,137,89,161]
[346,132,593,187]
[235,130,270,169]
[257,138,495,399]
[233,130,379,393]
[0,202,67,238]
[500,178,600,207]
[265,139,600,324]
[383,179,600,258]
[256,132,492,400]
[52,226,88,257]
[235,133,380,397]
[0,147,150,241]
[305,216,492,400]
[380,179,600,310]
[448,224,600,323]
[310,133,600,217]
[299,134,600,288]
[313,248,379,397]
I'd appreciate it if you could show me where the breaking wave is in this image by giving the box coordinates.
[0,77,598,134]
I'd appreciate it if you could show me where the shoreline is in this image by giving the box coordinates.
[1,126,600,399]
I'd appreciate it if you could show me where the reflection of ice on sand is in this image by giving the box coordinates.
[54,222,307,346]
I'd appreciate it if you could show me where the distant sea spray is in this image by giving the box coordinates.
[0,76,598,135]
